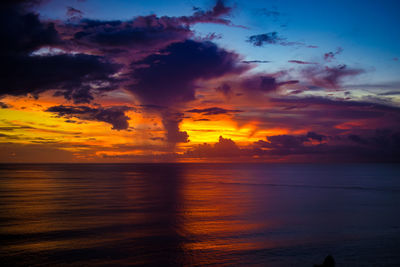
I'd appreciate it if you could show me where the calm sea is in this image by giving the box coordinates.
[1,163,400,266]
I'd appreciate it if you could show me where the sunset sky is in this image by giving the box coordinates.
[1,0,400,162]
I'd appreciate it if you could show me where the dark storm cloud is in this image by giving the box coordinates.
[0,0,245,146]
[128,40,247,143]
[134,105,189,143]
[128,39,246,143]
[129,40,246,106]
[0,0,122,103]
[46,105,132,130]
[186,107,242,115]
[0,2,59,55]
[3,54,121,103]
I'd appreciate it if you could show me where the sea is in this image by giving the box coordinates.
[1,163,400,266]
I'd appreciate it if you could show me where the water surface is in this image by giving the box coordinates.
[1,163,400,266]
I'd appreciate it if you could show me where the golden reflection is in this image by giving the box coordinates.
[178,167,272,260]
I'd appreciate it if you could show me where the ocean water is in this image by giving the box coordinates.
[1,163,400,266]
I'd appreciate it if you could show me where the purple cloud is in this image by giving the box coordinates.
[215,83,233,99]
[186,107,242,115]
[242,75,299,92]
[301,64,364,89]
[185,136,241,158]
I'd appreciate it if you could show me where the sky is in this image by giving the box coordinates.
[0,0,399,163]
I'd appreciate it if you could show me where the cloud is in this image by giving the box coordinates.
[0,2,60,56]
[180,128,400,161]
[129,40,246,106]
[0,102,11,109]
[242,75,298,92]
[258,134,309,152]
[2,0,399,163]
[324,47,343,62]
[247,32,306,47]
[69,0,235,54]
[301,64,364,89]
[0,1,122,103]
[215,83,233,99]
[183,130,400,162]
[186,107,242,115]
[288,60,316,65]
[306,131,327,142]
[0,0,246,147]
[242,60,271,64]
[270,96,400,114]
[179,0,233,26]
[255,130,400,161]
[46,105,132,130]
[184,136,241,158]
[72,16,191,53]
[3,54,121,103]
[135,104,189,143]
[66,6,83,21]
[247,32,282,46]
[378,91,400,96]
[161,112,189,143]
[128,39,246,142]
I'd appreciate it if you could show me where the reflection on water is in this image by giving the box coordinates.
[1,163,400,266]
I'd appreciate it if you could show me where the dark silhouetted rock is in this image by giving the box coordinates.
[314,255,335,267]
